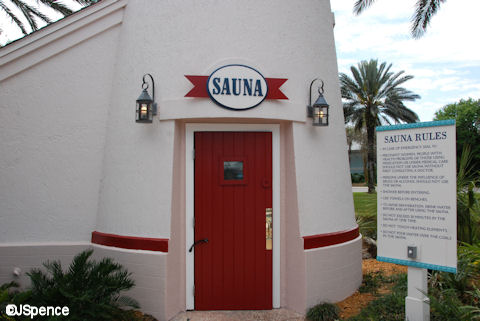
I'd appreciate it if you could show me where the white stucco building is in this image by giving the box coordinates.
[0,0,361,319]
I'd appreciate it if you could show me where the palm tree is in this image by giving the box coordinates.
[346,126,368,183]
[353,0,446,38]
[1,0,99,36]
[341,59,420,193]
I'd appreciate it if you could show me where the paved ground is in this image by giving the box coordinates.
[352,186,368,192]
[169,309,304,321]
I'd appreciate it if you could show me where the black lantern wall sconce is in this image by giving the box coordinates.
[136,74,157,123]
[307,78,329,126]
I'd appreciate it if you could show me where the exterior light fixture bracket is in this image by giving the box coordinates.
[307,78,329,126]
[136,73,157,123]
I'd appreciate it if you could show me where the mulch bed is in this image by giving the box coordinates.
[336,259,407,319]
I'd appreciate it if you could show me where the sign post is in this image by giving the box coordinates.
[376,120,457,321]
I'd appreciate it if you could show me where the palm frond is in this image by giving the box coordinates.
[353,0,447,38]
[73,0,100,5]
[115,295,140,309]
[411,0,447,38]
[341,59,419,192]
[353,0,377,15]
[36,0,73,16]
[23,1,51,25]
[9,0,40,31]
[1,0,98,38]
[0,2,28,34]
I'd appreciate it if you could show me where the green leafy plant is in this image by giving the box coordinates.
[353,192,378,240]
[434,98,480,174]
[457,145,480,244]
[430,288,470,321]
[428,243,480,321]
[351,173,365,184]
[358,271,386,294]
[27,249,140,321]
[461,287,480,320]
[306,302,340,321]
[356,214,377,241]
[0,281,32,321]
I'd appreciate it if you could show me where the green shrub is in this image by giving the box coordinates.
[306,302,340,321]
[456,145,480,244]
[356,214,377,240]
[27,249,140,321]
[0,281,32,321]
[461,287,480,320]
[428,243,480,321]
[351,173,365,184]
[358,271,386,294]
[430,288,469,321]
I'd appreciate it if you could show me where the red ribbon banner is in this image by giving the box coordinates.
[185,75,288,100]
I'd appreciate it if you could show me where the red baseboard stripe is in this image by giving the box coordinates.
[303,226,359,250]
[91,231,168,252]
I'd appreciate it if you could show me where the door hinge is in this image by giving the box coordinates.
[193,285,195,296]
[193,217,195,228]
[192,149,195,160]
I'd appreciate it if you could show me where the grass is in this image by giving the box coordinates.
[353,192,377,217]
[353,192,378,239]
[358,271,386,294]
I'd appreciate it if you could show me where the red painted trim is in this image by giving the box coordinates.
[184,75,288,100]
[265,78,288,100]
[91,231,168,252]
[184,75,209,98]
[303,226,359,250]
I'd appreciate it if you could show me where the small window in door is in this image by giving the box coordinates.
[224,161,243,180]
[219,157,247,185]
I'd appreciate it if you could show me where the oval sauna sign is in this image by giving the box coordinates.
[207,64,269,110]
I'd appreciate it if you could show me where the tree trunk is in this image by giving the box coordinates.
[362,149,368,183]
[366,108,376,193]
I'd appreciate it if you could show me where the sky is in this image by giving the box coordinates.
[330,0,480,122]
[1,0,480,122]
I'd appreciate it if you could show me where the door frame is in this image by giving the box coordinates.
[185,123,280,310]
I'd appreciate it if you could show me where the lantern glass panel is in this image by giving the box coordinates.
[312,105,329,126]
[136,101,153,123]
[313,106,321,125]
[141,103,148,120]
[321,106,328,125]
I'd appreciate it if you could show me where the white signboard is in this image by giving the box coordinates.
[207,64,268,110]
[376,120,457,273]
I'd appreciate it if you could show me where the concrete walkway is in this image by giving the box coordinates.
[170,309,305,321]
[352,186,368,193]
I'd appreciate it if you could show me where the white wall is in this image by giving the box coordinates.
[92,245,168,320]
[0,25,121,242]
[0,0,355,241]
[293,118,357,236]
[305,237,362,308]
[96,0,355,239]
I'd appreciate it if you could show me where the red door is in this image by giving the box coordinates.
[194,132,273,310]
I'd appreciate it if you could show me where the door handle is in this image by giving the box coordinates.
[189,238,209,252]
[266,208,272,250]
